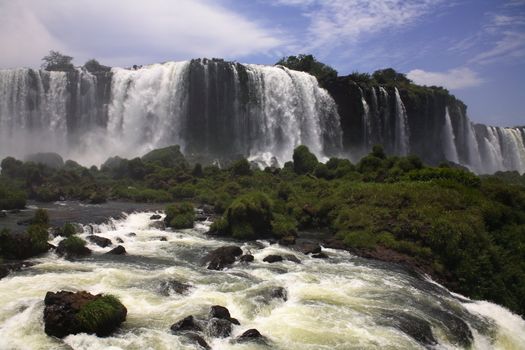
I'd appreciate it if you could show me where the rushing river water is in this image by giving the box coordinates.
[0,211,524,350]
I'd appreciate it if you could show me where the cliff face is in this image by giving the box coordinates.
[324,77,525,173]
[0,59,523,173]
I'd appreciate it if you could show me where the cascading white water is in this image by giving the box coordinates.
[442,107,459,163]
[359,87,371,151]
[499,128,525,174]
[1,211,524,349]
[393,88,410,156]
[0,62,341,167]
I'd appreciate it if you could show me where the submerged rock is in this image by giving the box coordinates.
[296,243,321,255]
[43,291,127,338]
[149,220,166,230]
[87,235,112,248]
[149,214,162,220]
[159,280,191,296]
[312,252,328,259]
[106,245,126,255]
[236,329,266,343]
[284,254,301,263]
[207,318,232,338]
[270,287,288,301]
[203,246,242,270]
[239,254,254,263]
[209,305,239,325]
[185,332,210,349]
[263,255,283,263]
[382,311,437,346]
[171,315,202,333]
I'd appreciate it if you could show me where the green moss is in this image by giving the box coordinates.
[61,235,87,253]
[60,223,76,237]
[293,145,318,175]
[76,295,125,335]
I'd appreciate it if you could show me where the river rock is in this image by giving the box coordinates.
[127,232,136,237]
[270,287,288,301]
[203,246,242,270]
[279,236,296,246]
[56,239,91,258]
[43,291,127,338]
[312,252,328,259]
[106,245,126,255]
[209,305,239,324]
[185,332,210,349]
[296,243,321,255]
[236,329,266,343]
[263,255,283,263]
[207,318,232,338]
[240,254,254,263]
[150,214,162,220]
[383,311,437,346]
[159,280,191,296]
[284,254,301,263]
[170,315,202,333]
[116,237,124,243]
[87,235,112,248]
[149,220,166,230]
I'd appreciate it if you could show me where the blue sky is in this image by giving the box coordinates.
[0,0,523,126]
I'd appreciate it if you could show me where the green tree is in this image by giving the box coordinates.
[276,54,338,86]
[41,50,74,71]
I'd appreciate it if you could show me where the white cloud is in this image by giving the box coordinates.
[273,0,445,52]
[0,0,284,68]
[470,31,525,64]
[407,67,484,89]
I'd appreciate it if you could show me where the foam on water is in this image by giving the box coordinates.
[1,212,524,349]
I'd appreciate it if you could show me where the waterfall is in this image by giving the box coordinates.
[442,107,459,163]
[499,128,525,174]
[394,88,410,155]
[360,87,371,151]
[0,61,342,166]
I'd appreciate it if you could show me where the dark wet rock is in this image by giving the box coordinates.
[159,280,191,296]
[210,305,240,325]
[270,287,288,301]
[185,332,210,349]
[240,254,254,263]
[116,237,124,243]
[43,291,127,338]
[106,245,126,255]
[0,261,34,279]
[296,243,321,255]
[383,311,437,346]
[237,329,266,343]
[207,318,232,338]
[17,218,33,226]
[149,220,166,230]
[263,255,283,263]
[312,252,328,259]
[170,315,202,333]
[158,236,168,241]
[87,235,112,248]
[284,254,301,263]
[435,310,473,347]
[203,246,242,270]
[149,214,162,220]
[127,232,136,237]
[200,204,215,215]
[0,211,6,218]
[279,236,296,246]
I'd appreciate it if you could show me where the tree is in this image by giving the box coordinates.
[372,68,411,85]
[276,54,338,86]
[83,59,110,73]
[41,50,74,71]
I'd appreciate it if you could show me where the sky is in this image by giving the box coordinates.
[0,0,523,127]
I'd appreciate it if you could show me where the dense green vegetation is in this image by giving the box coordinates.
[1,144,525,315]
[0,210,50,260]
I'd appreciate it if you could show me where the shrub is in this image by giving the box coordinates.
[60,235,87,254]
[230,158,252,176]
[0,185,26,210]
[34,208,50,226]
[60,223,77,237]
[27,224,50,254]
[215,192,273,239]
[271,214,297,238]
[164,202,194,229]
[293,145,318,175]
[142,145,188,169]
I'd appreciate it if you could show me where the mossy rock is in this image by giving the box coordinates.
[56,235,91,258]
[44,291,127,338]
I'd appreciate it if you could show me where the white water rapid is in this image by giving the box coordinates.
[1,212,524,349]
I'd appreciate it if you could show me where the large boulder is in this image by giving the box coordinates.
[170,315,202,333]
[263,255,283,263]
[106,245,126,255]
[87,235,112,248]
[236,329,267,344]
[202,246,242,270]
[159,280,191,296]
[43,291,127,338]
